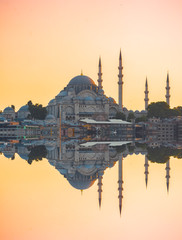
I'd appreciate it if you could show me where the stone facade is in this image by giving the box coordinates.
[47,75,119,123]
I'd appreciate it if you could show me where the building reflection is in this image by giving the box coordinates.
[1,138,182,214]
[47,140,125,213]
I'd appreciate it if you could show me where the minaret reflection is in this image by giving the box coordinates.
[98,174,103,208]
[118,154,123,216]
[144,155,149,188]
[165,160,170,192]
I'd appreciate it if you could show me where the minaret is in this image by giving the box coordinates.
[165,73,170,106]
[144,155,149,187]
[165,160,170,192]
[144,77,149,110]
[98,175,103,208]
[118,50,124,111]
[97,57,103,90]
[165,73,170,192]
[118,154,124,216]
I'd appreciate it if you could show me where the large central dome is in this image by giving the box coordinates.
[68,75,96,86]
[66,75,97,94]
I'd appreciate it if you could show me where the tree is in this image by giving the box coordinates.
[147,101,170,118]
[147,146,182,164]
[27,101,47,120]
[173,106,182,116]
[127,112,135,122]
[28,145,47,164]
[11,105,15,111]
[135,115,147,123]
[115,111,126,120]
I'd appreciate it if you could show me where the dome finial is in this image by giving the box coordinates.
[81,69,83,76]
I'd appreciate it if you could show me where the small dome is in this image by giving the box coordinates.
[141,110,147,113]
[135,110,139,113]
[68,75,96,86]
[18,105,29,112]
[19,153,29,160]
[46,114,55,120]
[4,107,14,113]
[109,97,116,104]
[3,153,14,159]
[123,107,128,111]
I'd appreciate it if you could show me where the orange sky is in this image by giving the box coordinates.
[1,0,182,111]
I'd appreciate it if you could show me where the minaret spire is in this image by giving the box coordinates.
[165,72,170,106]
[165,160,170,192]
[144,77,149,110]
[144,155,149,187]
[118,154,124,216]
[97,57,103,90]
[98,175,103,208]
[118,50,124,111]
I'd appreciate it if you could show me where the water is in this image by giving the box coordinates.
[1,141,182,240]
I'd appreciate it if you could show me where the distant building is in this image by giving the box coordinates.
[17,105,30,120]
[3,107,15,121]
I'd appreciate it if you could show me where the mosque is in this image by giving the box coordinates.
[47,51,124,123]
[47,50,171,124]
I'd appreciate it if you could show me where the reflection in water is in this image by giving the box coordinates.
[47,140,125,214]
[144,155,149,187]
[166,160,170,192]
[1,138,182,215]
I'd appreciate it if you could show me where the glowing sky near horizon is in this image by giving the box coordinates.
[0,0,182,110]
[1,154,182,240]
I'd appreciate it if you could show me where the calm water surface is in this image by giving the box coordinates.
[0,143,182,240]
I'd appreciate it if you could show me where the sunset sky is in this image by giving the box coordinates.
[1,0,182,110]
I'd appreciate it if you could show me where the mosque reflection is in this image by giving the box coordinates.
[1,138,182,214]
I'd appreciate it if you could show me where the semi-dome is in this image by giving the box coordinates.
[96,97,102,101]
[57,90,68,97]
[68,75,96,87]
[48,99,55,105]
[84,96,94,101]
